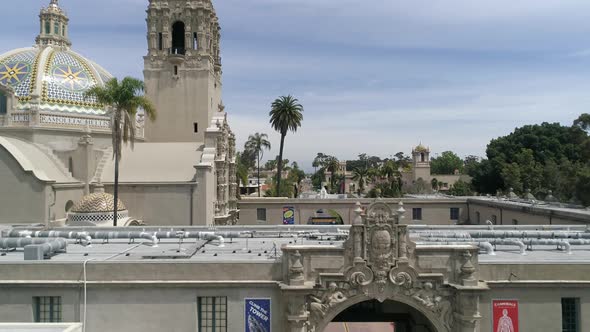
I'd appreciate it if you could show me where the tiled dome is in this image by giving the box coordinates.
[0,47,112,115]
[71,193,127,213]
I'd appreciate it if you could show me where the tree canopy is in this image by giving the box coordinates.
[430,151,463,175]
[468,118,590,205]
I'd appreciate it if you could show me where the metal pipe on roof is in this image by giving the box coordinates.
[422,237,527,255]
[0,237,67,259]
[415,241,495,255]
[416,230,590,240]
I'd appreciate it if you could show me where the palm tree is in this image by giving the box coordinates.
[269,95,303,196]
[245,133,271,197]
[351,166,369,195]
[235,151,251,198]
[85,77,156,226]
[325,156,340,193]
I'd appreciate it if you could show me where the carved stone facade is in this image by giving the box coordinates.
[144,0,224,143]
[280,201,487,332]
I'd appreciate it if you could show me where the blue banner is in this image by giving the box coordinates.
[283,206,295,225]
[245,298,271,332]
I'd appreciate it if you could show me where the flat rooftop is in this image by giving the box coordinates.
[0,225,589,264]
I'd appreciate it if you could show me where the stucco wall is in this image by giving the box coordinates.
[0,285,282,332]
[467,200,590,226]
[104,184,195,226]
[0,146,48,224]
[238,199,468,225]
[480,284,590,332]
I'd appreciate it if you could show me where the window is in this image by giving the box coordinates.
[54,22,59,35]
[33,296,62,322]
[0,90,7,115]
[174,65,178,75]
[412,208,422,221]
[171,21,186,54]
[450,208,460,220]
[193,32,198,49]
[158,33,163,50]
[198,296,227,332]
[562,298,580,332]
[194,122,198,133]
[62,24,65,36]
[45,21,50,34]
[257,208,267,222]
[68,157,74,174]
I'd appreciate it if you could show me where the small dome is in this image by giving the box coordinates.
[414,144,429,153]
[71,193,126,213]
[0,47,112,114]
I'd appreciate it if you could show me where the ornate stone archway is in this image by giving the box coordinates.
[280,201,487,332]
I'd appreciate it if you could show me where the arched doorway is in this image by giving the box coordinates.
[327,299,438,332]
[310,294,447,332]
[171,21,185,54]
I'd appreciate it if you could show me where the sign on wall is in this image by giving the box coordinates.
[245,298,271,332]
[283,206,295,225]
[492,299,518,332]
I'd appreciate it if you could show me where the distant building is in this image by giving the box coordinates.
[401,144,471,192]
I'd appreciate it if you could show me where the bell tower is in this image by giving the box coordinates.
[412,144,431,181]
[143,0,223,142]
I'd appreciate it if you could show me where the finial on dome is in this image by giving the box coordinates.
[36,0,71,48]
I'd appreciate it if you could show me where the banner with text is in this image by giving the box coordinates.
[245,298,271,332]
[493,299,518,332]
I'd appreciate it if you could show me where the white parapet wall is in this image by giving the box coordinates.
[0,323,82,332]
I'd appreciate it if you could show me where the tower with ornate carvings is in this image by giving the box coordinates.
[143,0,223,142]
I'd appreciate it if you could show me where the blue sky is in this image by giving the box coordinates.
[3,0,590,171]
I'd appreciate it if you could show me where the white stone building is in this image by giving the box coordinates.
[0,0,237,226]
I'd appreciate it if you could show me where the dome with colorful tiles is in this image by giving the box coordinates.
[0,0,112,115]
[0,47,112,114]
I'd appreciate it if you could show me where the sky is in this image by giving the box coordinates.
[3,0,590,171]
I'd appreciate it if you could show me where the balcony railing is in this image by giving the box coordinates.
[169,47,186,55]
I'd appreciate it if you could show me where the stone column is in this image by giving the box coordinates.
[78,132,94,195]
[453,292,481,332]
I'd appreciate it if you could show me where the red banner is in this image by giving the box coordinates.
[493,300,518,332]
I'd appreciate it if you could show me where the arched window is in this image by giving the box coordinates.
[158,33,163,50]
[0,90,7,115]
[171,21,186,54]
[65,200,74,213]
[193,32,198,50]
[420,153,425,162]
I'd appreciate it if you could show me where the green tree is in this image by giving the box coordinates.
[574,113,590,132]
[431,151,463,175]
[325,156,340,193]
[351,167,369,195]
[245,133,271,197]
[576,166,590,206]
[85,77,156,226]
[448,180,473,196]
[269,95,304,197]
[431,178,439,191]
[235,151,252,198]
[289,162,306,197]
